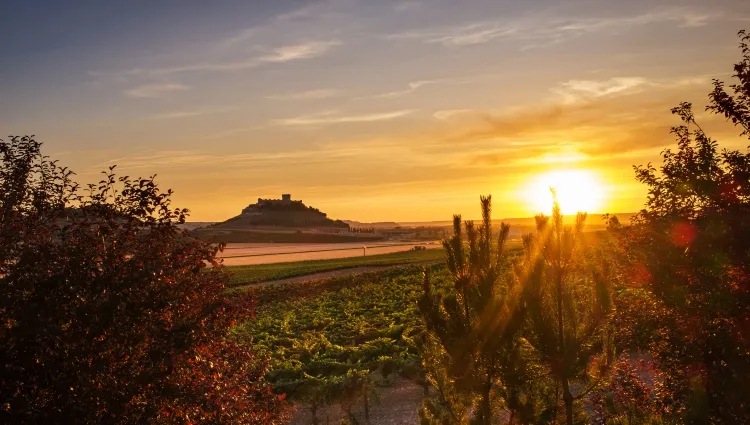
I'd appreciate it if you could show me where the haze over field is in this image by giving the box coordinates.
[2,0,749,222]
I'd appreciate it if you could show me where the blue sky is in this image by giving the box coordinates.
[2,0,749,221]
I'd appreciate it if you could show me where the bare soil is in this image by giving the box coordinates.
[289,377,425,425]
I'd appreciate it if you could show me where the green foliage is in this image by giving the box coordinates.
[418,196,544,425]
[227,248,445,287]
[233,265,451,424]
[515,197,615,425]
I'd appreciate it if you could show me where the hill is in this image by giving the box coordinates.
[217,194,349,229]
[191,194,383,243]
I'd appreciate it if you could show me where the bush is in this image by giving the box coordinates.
[0,136,287,424]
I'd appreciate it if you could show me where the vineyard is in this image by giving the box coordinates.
[227,248,445,287]
[232,265,451,423]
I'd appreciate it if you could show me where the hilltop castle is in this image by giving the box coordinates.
[235,194,348,228]
[242,194,303,215]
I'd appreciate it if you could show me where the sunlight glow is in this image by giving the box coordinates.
[526,169,605,215]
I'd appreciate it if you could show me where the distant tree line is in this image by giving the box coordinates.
[349,227,376,234]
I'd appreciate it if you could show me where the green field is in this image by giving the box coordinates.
[231,265,451,421]
[226,247,445,287]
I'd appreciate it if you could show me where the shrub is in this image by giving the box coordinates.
[0,136,287,424]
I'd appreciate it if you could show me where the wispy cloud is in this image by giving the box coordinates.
[274,109,415,126]
[386,7,717,49]
[429,26,516,47]
[558,8,716,32]
[260,40,340,63]
[370,75,480,99]
[551,74,716,104]
[124,82,189,98]
[266,89,340,101]
[553,77,649,103]
[372,80,438,99]
[91,149,318,171]
[433,109,473,120]
[386,24,516,47]
[152,106,237,120]
[91,40,340,78]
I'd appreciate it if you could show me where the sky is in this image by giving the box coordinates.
[2,0,750,222]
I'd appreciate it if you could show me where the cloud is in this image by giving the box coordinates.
[553,77,649,103]
[386,23,516,47]
[371,80,437,99]
[219,27,260,48]
[385,7,717,49]
[91,149,318,171]
[266,89,340,101]
[91,40,340,78]
[556,8,716,32]
[428,26,517,47]
[551,74,717,104]
[124,82,189,98]
[370,75,483,99]
[152,106,237,120]
[274,109,415,126]
[260,40,340,63]
[433,109,473,120]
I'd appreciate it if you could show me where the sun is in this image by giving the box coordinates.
[525,169,605,215]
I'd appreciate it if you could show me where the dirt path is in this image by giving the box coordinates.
[242,260,443,289]
[290,377,426,425]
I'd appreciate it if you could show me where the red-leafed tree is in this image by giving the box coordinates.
[0,136,288,424]
[615,31,750,424]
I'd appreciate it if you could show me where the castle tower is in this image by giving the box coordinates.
[281,194,291,202]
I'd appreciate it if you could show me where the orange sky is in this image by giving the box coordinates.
[3,0,749,222]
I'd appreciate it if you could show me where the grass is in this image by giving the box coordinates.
[226,247,445,287]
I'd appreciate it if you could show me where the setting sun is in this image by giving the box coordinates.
[526,169,605,215]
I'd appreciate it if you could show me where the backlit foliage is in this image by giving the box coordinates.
[619,30,750,424]
[0,136,287,424]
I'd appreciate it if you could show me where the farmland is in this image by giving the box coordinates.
[192,227,384,244]
[226,247,445,287]
[232,265,452,424]
[218,241,443,266]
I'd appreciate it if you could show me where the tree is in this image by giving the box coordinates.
[0,136,288,424]
[620,30,750,424]
[418,196,542,425]
[515,196,614,425]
